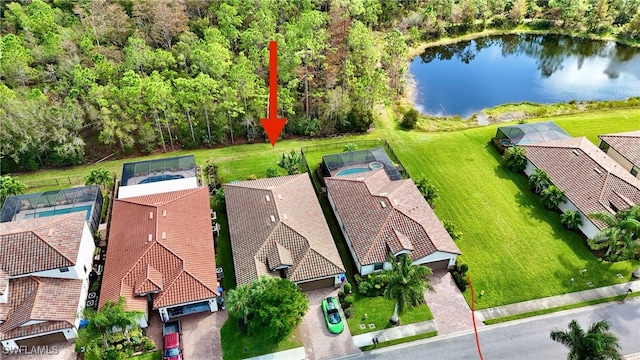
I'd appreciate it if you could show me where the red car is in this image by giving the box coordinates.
[163,331,182,360]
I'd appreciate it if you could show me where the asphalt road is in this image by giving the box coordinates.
[339,297,640,360]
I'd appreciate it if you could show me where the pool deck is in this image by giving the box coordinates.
[126,170,195,186]
[12,201,94,221]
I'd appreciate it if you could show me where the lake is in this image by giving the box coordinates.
[409,34,640,118]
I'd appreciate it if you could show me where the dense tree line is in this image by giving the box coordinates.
[1,0,639,172]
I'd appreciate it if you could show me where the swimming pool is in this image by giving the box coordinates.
[336,168,371,176]
[23,205,93,221]
[139,174,184,184]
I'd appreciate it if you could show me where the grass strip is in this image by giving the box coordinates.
[359,331,438,351]
[484,292,640,325]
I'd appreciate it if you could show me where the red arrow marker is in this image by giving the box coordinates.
[260,41,287,147]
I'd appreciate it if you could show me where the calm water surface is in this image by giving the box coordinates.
[410,34,640,117]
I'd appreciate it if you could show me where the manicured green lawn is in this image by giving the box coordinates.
[385,114,640,309]
[220,318,302,360]
[346,292,434,336]
[128,351,161,360]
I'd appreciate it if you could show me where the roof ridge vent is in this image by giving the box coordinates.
[380,201,386,208]
[379,192,388,196]
[147,234,153,242]
[149,212,154,219]
[356,177,365,181]
[270,215,276,223]
[266,195,271,202]
[572,149,580,156]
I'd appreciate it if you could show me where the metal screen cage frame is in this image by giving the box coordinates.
[496,121,570,146]
[321,148,402,181]
[0,185,103,233]
[120,155,197,186]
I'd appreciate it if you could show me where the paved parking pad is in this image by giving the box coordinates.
[425,270,479,334]
[299,288,361,360]
[180,311,228,360]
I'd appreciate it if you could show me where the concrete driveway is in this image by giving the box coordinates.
[146,309,227,360]
[180,311,227,360]
[298,288,361,360]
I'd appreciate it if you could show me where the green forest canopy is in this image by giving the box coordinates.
[1,0,639,172]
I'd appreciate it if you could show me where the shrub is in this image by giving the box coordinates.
[344,307,354,319]
[338,290,345,300]
[452,261,469,292]
[343,282,353,294]
[504,146,527,173]
[458,263,469,275]
[452,272,468,292]
[355,274,387,297]
[343,143,358,152]
[90,281,100,293]
[442,220,463,241]
[401,109,419,129]
[142,338,155,352]
[247,174,257,180]
[343,295,355,308]
[561,210,583,230]
[266,166,279,178]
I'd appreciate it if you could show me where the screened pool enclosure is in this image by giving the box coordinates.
[0,185,103,233]
[120,155,196,186]
[321,148,402,180]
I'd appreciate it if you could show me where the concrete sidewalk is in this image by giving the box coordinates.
[351,319,437,347]
[243,347,306,360]
[476,280,640,322]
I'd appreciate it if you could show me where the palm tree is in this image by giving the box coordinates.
[375,254,433,325]
[561,210,583,230]
[541,185,566,210]
[0,175,26,206]
[415,176,439,208]
[85,168,114,192]
[227,283,252,325]
[550,319,623,360]
[589,207,640,259]
[504,146,527,173]
[528,168,551,194]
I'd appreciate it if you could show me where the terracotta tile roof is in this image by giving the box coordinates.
[325,170,460,266]
[599,130,640,167]
[0,269,9,295]
[225,174,345,286]
[134,264,164,295]
[100,187,218,311]
[522,137,640,229]
[0,213,85,276]
[0,276,83,340]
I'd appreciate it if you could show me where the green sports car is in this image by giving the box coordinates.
[321,296,344,334]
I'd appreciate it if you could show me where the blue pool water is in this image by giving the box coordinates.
[336,168,371,176]
[24,205,92,220]
[139,174,184,184]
